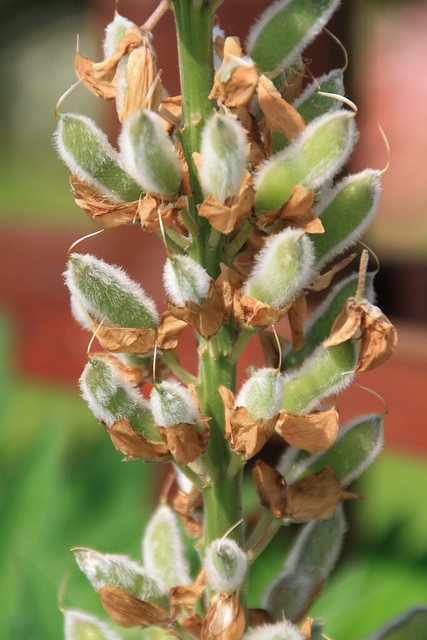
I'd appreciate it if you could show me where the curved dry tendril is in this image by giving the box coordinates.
[323,27,348,73]
[152,340,158,387]
[55,80,81,121]
[354,383,389,416]
[87,318,105,357]
[271,325,282,373]
[356,249,369,301]
[378,123,391,175]
[357,240,380,276]
[317,91,358,115]
[143,71,163,109]
[157,209,171,256]
[67,229,105,256]
[216,518,244,554]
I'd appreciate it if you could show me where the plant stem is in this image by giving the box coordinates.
[161,350,197,385]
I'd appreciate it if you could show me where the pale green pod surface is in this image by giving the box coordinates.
[80,356,161,441]
[282,342,357,414]
[199,113,248,202]
[246,0,341,72]
[119,109,183,196]
[283,413,384,485]
[55,114,142,202]
[236,368,284,420]
[254,111,357,212]
[243,228,315,308]
[312,169,382,270]
[243,621,304,640]
[72,548,170,610]
[65,253,159,330]
[293,68,345,122]
[263,507,346,622]
[103,14,134,57]
[163,255,211,307]
[150,379,200,427]
[205,539,247,594]
[142,504,191,588]
[363,606,427,640]
[283,273,374,370]
[64,609,122,640]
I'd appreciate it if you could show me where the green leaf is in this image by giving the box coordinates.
[281,413,384,485]
[247,0,341,72]
[55,113,142,202]
[363,606,427,640]
[263,507,346,621]
[142,504,191,588]
[254,111,357,212]
[311,169,382,269]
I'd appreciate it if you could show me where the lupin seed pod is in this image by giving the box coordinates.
[150,379,200,427]
[80,356,160,441]
[254,111,357,212]
[242,228,315,309]
[163,255,211,307]
[199,113,248,202]
[293,68,345,122]
[246,0,341,72]
[205,539,248,593]
[236,368,284,420]
[72,548,170,610]
[55,114,142,202]
[65,253,159,330]
[64,609,122,640]
[103,14,135,57]
[119,109,183,196]
[242,621,304,640]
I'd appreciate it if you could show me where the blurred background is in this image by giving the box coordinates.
[0,0,426,638]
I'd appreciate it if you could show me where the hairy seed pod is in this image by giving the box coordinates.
[205,539,247,593]
[103,14,135,57]
[254,111,357,212]
[150,379,200,427]
[80,356,160,441]
[119,109,183,196]
[55,113,141,202]
[163,255,211,307]
[243,228,315,308]
[64,609,122,640]
[65,253,159,330]
[199,113,248,202]
[242,620,304,640]
[236,368,284,420]
[293,68,345,122]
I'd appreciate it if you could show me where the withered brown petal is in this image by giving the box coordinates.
[107,419,170,461]
[356,304,398,372]
[276,406,339,454]
[198,174,255,234]
[168,281,225,338]
[92,352,150,387]
[210,37,259,108]
[286,468,342,521]
[98,585,175,628]
[279,185,323,234]
[157,313,187,351]
[257,75,306,141]
[201,592,245,640]
[159,423,209,466]
[323,297,363,347]
[259,330,290,369]
[172,487,203,538]
[288,295,307,351]
[75,52,117,100]
[218,384,236,440]
[92,324,157,355]
[235,293,291,327]
[309,254,356,292]
[229,406,277,458]
[70,177,139,228]
[216,265,244,321]
[252,460,287,519]
[92,28,144,81]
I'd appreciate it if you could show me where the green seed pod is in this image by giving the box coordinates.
[263,507,346,622]
[65,253,159,330]
[103,14,134,57]
[55,113,142,202]
[142,504,191,588]
[364,606,427,640]
[80,356,160,441]
[243,621,304,640]
[283,272,375,370]
[242,228,315,309]
[311,169,382,270]
[282,413,384,486]
[254,111,357,212]
[246,0,341,72]
[72,548,170,610]
[163,255,211,307]
[293,68,345,122]
[119,109,183,196]
[64,609,122,640]
[205,539,248,593]
[236,368,284,420]
[150,379,200,427]
[281,342,357,414]
[199,113,248,202]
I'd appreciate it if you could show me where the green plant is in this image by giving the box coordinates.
[54,1,425,638]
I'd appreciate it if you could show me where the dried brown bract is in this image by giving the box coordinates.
[257,74,306,141]
[201,592,245,640]
[275,406,339,453]
[171,484,203,538]
[106,419,170,462]
[209,37,259,108]
[168,280,225,338]
[198,173,255,234]
[92,323,157,355]
[98,585,176,628]
[70,177,139,228]
[159,421,210,466]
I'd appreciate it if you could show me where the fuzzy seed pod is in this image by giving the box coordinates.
[293,68,345,122]
[119,109,183,196]
[163,255,211,307]
[199,113,248,202]
[103,14,135,57]
[64,609,122,640]
[243,228,315,309]
[150,379,199,427]
[236,368,284,420]
[65,253,159,330]
[205,539,247,593]
[80,356,160,441]
[55,113,142,202]
[242,620,304,640]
